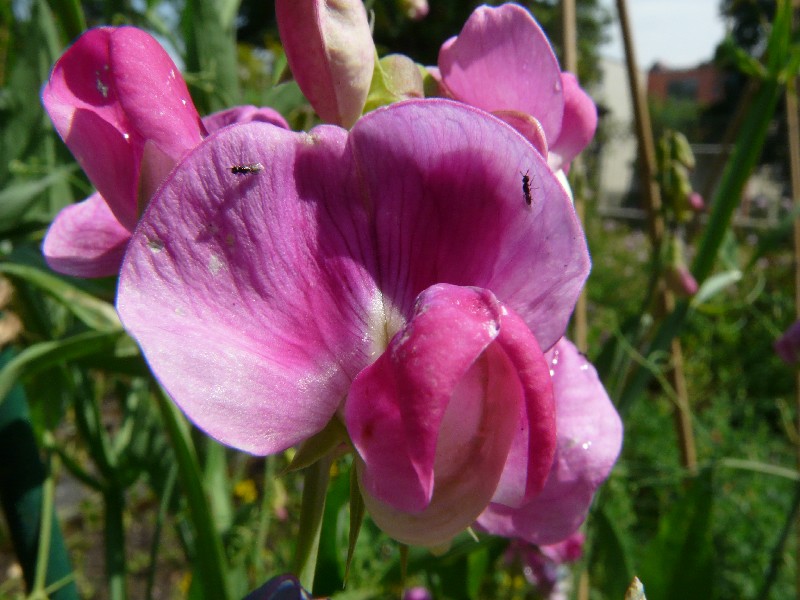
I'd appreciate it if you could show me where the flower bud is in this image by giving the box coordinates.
[276,0,375,128]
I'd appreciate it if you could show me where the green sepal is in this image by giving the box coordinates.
[364,52,425,114]
[284,416,348,474]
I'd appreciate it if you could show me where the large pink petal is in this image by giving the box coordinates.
[117,122,379,454]
[348,284,552,546]
[118,100,588,459]
[477,339,623,544]
[42,192,131,278]
[350,99,590,351]
[548,73,598,172]
[438,4,563,142]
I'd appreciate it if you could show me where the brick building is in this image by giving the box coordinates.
[647,62,725,105]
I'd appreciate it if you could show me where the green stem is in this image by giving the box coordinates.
[104,488,128,600]
[293,455,333,592]
[154,386,231,600]
[252,456,275,582]
[146,463,177,600]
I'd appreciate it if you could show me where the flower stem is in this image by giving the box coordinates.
[293,454,333,592]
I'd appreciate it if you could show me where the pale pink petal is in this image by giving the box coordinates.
[276,0,375,128]
[118,122,379,454]
[202,106,290,133]
[477,339,623,544]
[349,284,551,546]
[548,73,598,172]
[42,192,130,278]
[438,4,563,141]
[350,99,590,351]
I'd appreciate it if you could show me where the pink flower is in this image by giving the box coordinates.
[117,100,598,546]
[477,339,622,545]
[775,320,800,365]
[276,0,375,128]
[41,27,287,278]
[437,4,597,172]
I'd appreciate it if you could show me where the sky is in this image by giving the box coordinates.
[599,0,728,69]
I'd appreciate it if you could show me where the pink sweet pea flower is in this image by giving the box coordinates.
[437,3,597,172]
[117,99,596,546]
[477,339,623,544]
[775,319,800,365]
[41,26,287,278]
[276,0,375,128]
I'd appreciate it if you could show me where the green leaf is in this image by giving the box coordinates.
[0,329,127,410]
[588,504,636,600]
[691,270,742,307]
[638,470,714,600]
[0,262,120,331]
[0,165,79,233]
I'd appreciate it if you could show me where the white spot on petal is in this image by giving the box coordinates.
[208,254,224,275]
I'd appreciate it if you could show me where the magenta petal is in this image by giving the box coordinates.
[438,4,563,142]
[43,192,131,278]
[117,122,378,454]
[346,284,510,512]
[110,27,203,160]
[348,284,552,546]
[203,105,290,133]
[42,26,204,230]
[549,73,598,171]
[350,99,590,351]
[477,339,623,544]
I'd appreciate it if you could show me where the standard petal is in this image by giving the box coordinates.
[548,73,598,172]
[118,122,379,454]
[349,99,590,351]
[43,192,130,278]
[477,339,623,544]
[349,285,547,546]
[438,4,563,142]
[202,105,290,133]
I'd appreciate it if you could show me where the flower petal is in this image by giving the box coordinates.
[203,105,290,133]
[109,27,204,159]
[118,122,379,454]
[42,192,131,278]
[350,99,590,351]
[477,339,623,544]
[42,26,204,230]
[438,4,563,142]
[276,0,375,128]
[548,73,598,172]
[349,284,549,546]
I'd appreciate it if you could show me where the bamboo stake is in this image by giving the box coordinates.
[615,0,697,470]
[784,17,800,599]
[562,0,589,354]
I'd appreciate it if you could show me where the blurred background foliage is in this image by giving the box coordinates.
[1,0,800,599]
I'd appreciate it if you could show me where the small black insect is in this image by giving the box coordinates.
[521,169,533,206]
[230,163,264,174]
